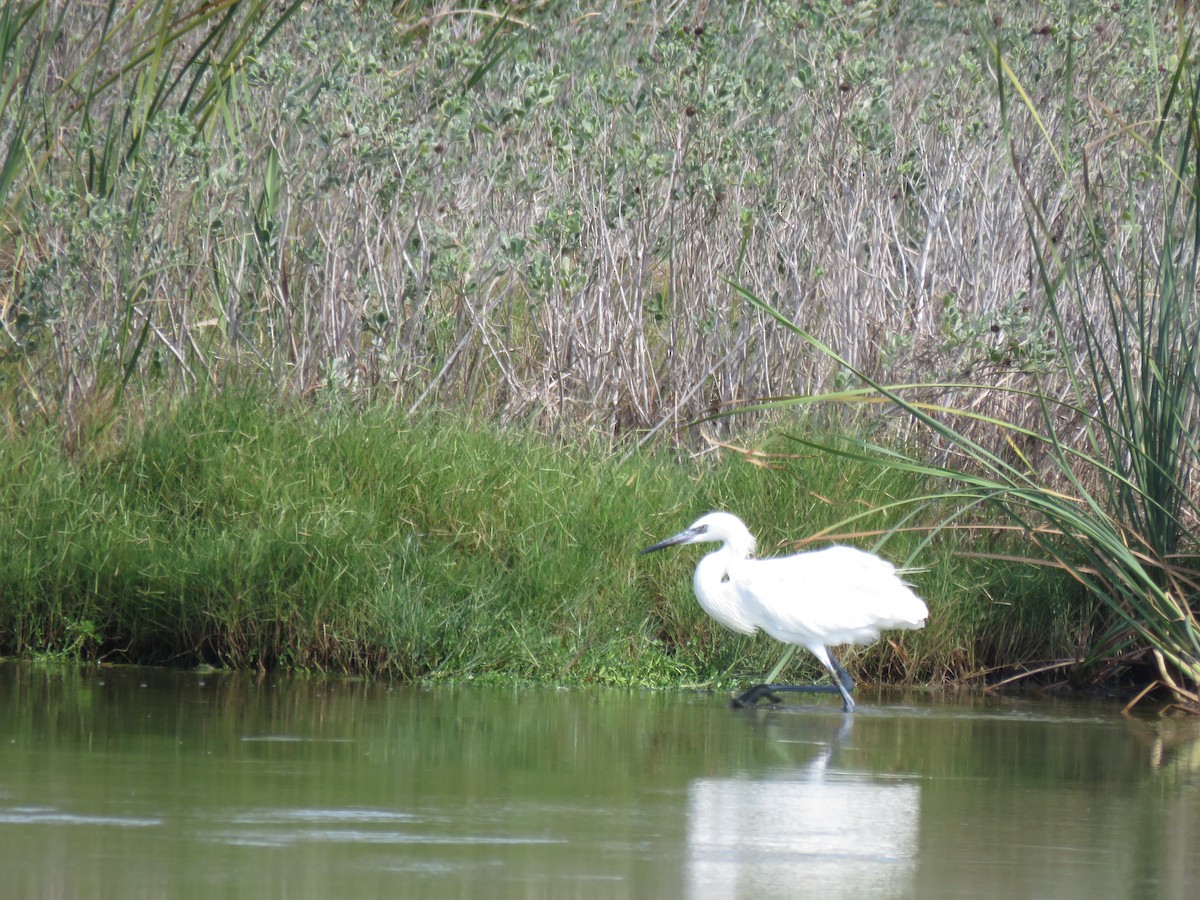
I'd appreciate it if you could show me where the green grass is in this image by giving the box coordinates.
[0,391,1087,689]
[1,1,1183,695]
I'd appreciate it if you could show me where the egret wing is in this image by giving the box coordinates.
[730,546,927,647]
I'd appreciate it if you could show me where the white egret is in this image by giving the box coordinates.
[640,511,928,711]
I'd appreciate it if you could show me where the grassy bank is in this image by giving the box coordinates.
[0,393,1087,688]
[3,1,1194,695]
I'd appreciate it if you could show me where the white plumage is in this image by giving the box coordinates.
[641,511,927,711]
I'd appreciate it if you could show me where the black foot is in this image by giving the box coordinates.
[730,683,841,708]
[730,684,783,708]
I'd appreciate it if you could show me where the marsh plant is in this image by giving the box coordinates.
[0,391,1080,684]
[2,1,1188,444]
[0,0,305,445]
[2,1,1197,692]
[735,26,1200,706]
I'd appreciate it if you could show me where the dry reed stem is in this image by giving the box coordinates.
[1,2,1184,462]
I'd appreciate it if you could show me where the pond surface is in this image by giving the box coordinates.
[1,663,1198,899]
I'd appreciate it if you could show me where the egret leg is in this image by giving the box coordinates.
[729,645,797,708]
[729,645,798,708]
[827,668,856,713]
[819,649,856,712]
[828,653,856,694]
[730,682,841,708]
[730,684,784,707]
[730,647,857,712]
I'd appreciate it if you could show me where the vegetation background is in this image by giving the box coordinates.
[2,0,1197,702]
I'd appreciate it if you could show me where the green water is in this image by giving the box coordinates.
[1,664,1197,899]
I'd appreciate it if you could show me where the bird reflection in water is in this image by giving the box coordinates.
[686,716,920,899]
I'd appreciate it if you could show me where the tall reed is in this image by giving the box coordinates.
[731,29,1200,705]
[1,0,300,440]
[3,3,1184,447]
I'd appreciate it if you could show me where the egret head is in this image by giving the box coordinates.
[640,511,755,557]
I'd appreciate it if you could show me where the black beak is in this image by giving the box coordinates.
[639,525,705,555]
